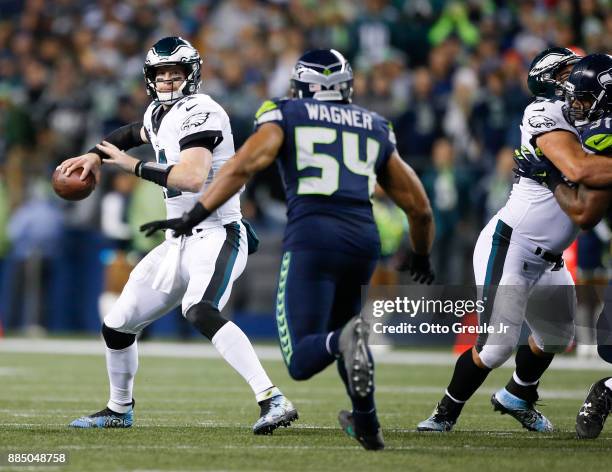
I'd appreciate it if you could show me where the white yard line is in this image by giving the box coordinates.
[1,338,611,371]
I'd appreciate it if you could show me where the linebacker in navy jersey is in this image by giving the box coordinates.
[141,49,435,450]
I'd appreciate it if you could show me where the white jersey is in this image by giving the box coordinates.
[143,93,242,230]
[496,98,580,253]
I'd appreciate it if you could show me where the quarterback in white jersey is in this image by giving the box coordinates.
[142,92,242,228]
[418,47,582,434]
[57,36,297,434]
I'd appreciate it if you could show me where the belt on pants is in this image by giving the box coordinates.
[495,219,565,271]
[534,247,564,270]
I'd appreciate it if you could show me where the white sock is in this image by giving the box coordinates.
[211,322,273,399]
[445,389,466,404]
[513,371,539,387]
[605,378,612,391]
[106,341,138,413]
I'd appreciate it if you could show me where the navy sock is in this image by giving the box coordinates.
[337,357,378,432]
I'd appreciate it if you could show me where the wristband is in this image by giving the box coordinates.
[136,162,174,187]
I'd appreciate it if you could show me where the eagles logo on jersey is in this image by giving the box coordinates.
[528,115,557,129]
[181,112,210,131]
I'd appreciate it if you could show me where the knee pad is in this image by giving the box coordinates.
[478,344,513,369]
[102,323,136,350]
[185,301,228,340]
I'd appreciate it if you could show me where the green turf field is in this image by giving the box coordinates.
[1,349,611,471]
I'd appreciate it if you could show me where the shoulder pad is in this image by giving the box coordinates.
[523,99,574,135]
[254,98,286,126]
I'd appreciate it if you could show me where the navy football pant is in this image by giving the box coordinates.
[275,250,377,380]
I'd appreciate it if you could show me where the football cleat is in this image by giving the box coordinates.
[338,410,384,450]
[253,394,298,435]
[69,400,134,428]
[576,377,612,439]
[417,402,457,432]
[491,388,553,432]
[338,316,373,398]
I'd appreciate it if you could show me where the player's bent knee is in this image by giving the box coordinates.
[185,301,228,340]
[102,323,136,350]
[478,345,513,369]
[286,360,315,381]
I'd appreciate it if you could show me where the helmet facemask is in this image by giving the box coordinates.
[565,86,608,126]
[145,63,197,104]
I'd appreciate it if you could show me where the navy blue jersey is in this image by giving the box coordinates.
[254,97,397,256]
[580,116,612,157]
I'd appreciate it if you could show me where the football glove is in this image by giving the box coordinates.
[140,202,211,238]
[397,251,435,284]
[512,146,563,191]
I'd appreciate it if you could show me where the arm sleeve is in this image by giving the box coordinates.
[89,121,144,158]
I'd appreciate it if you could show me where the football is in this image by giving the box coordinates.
[51,167,96,201]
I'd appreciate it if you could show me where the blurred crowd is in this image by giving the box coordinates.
[0,0,611,332]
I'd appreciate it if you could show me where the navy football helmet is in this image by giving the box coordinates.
[143,36,202,104]
[527,47,581,98]
[290,49,353,103]
[564,53,612,125]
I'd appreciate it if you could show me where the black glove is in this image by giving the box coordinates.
[140,202,211,238]
[397,251,435,284]
[512,147,563,190]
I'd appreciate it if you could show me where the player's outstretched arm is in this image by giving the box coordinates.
[537,131,612,187]
[377,152,434,255]
[140,123,284,237]
[58,123,148,182]
[553,183,612,230]
[94,141,213,193]
[377,152,435,283]
[200,123,284,212]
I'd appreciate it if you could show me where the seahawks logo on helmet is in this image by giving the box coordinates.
[598,68,612,88]
[143,37,202,105]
